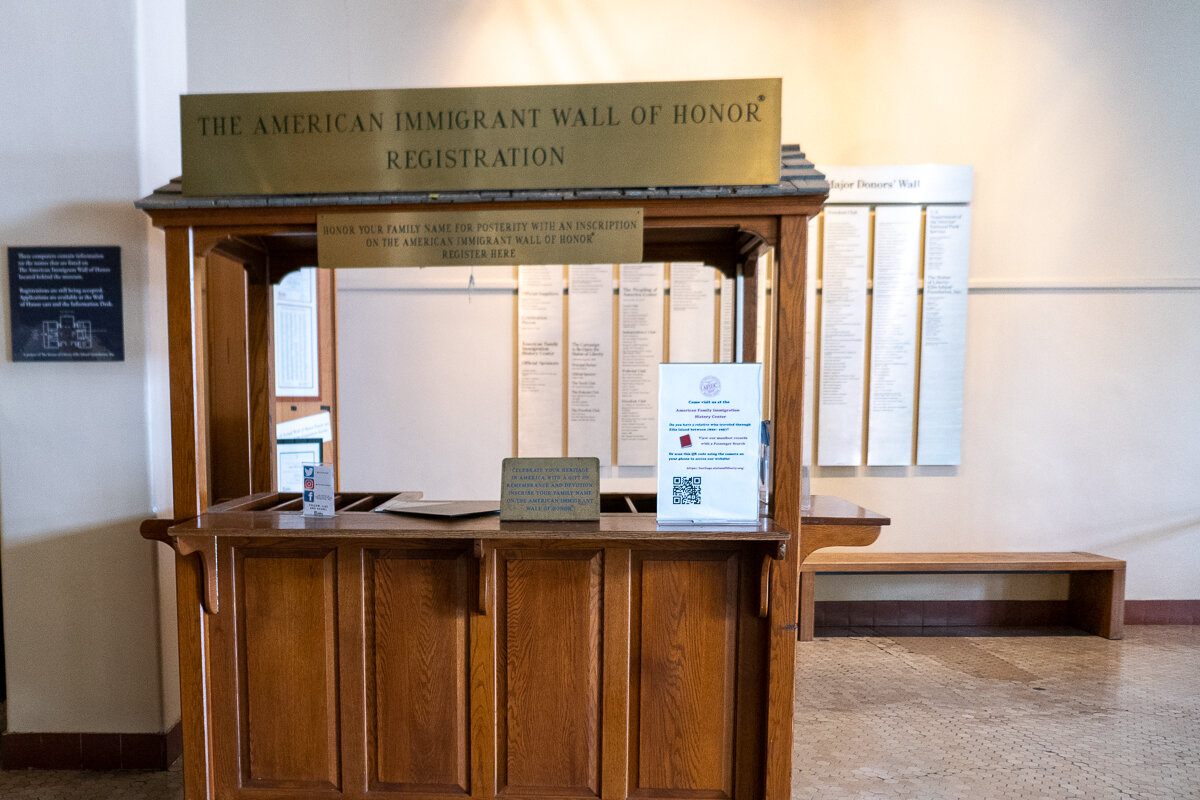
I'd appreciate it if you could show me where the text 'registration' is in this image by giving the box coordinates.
[181,79,781,195]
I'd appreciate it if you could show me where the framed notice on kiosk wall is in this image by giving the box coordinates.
[656,363,763,523]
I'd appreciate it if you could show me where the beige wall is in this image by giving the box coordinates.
[188,0,1200,600]
[0,0,184,733]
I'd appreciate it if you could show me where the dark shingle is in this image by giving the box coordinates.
[135,146,826,210]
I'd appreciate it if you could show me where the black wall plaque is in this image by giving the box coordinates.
[7,246,123,362]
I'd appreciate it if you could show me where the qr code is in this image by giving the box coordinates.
[672,476,702,505]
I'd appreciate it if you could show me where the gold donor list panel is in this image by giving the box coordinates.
[181,79,782,195]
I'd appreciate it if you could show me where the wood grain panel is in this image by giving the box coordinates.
[630,550,739,798]
[497,549,602,796]
[164,226,200,519]
[239,549,340,790]
[367,549,470,793]
[205,251,252,503]
[337,545,368,796]
[471,543,497,799]
[734,551,767,800]
[246,261,274,494]
[602,547,632,800]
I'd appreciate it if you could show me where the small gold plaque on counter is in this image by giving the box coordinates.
[501,457,600,521]
[318,208,642,267]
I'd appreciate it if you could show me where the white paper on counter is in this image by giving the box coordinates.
[657,362,762,523]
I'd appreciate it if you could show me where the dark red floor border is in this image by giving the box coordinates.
[1,720,181,770]
[813,599,1200,629]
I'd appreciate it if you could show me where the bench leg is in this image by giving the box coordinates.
[798,570,816,642]
[1069,568,1125,639]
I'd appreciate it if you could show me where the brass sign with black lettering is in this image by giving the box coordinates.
[501,457,600,521]
[317,208,642,267]
[181,79,781,195]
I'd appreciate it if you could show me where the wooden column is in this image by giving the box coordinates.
[164,225,215,800]
[763,214,808,799]
[246,260,275,493]
[165,225,201,517]
[204,252,252,502]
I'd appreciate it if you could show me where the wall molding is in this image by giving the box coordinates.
[967,277,1200,293]
[815,277,1200,293]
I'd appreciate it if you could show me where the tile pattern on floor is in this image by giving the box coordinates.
[0,758,182,799]
[794,626,1200,799]
[0,627,1196,799]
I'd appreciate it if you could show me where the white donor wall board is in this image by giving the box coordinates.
[917,206,972,465]
[274,267,319,397]
[566,264,614,466]
[814,165,973,466]
[616,263,665,466]
[667,262,717,363]
[337,261,739,497]
[517,265,564,456]
[817,206,870,465]
[522,262,729,469]
[520,262,736,468]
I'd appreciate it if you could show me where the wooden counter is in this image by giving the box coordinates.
[136,147,884,799]
[144,493,886,800]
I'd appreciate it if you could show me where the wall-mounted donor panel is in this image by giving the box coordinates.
[810,165,974,467]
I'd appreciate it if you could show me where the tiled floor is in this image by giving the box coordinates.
[794,625,1200,799]
[0,760,182,799]
[0,626,1196,799]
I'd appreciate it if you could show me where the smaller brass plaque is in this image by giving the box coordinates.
[501,457,600,521]
[318,208,642,267]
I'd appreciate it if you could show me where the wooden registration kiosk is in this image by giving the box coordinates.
[139,145,888,800]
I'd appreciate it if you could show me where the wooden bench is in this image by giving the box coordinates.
[798,551,1125,641]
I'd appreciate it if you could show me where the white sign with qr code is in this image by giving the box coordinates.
[656,362,762,523]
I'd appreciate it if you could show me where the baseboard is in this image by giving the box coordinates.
[1124,599,1200,625]
[814,599,1200,630]
[1,720,182,770]
[815,599,1070,629]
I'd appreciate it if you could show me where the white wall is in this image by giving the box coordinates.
[0,0,1191,741]
[136,0,187,732]
[0,0,184,733]
[336,267,516,498]
[185,0,1199,601]
[5,0,1192,737]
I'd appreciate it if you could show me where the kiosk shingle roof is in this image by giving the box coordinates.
[136,144,826,209]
